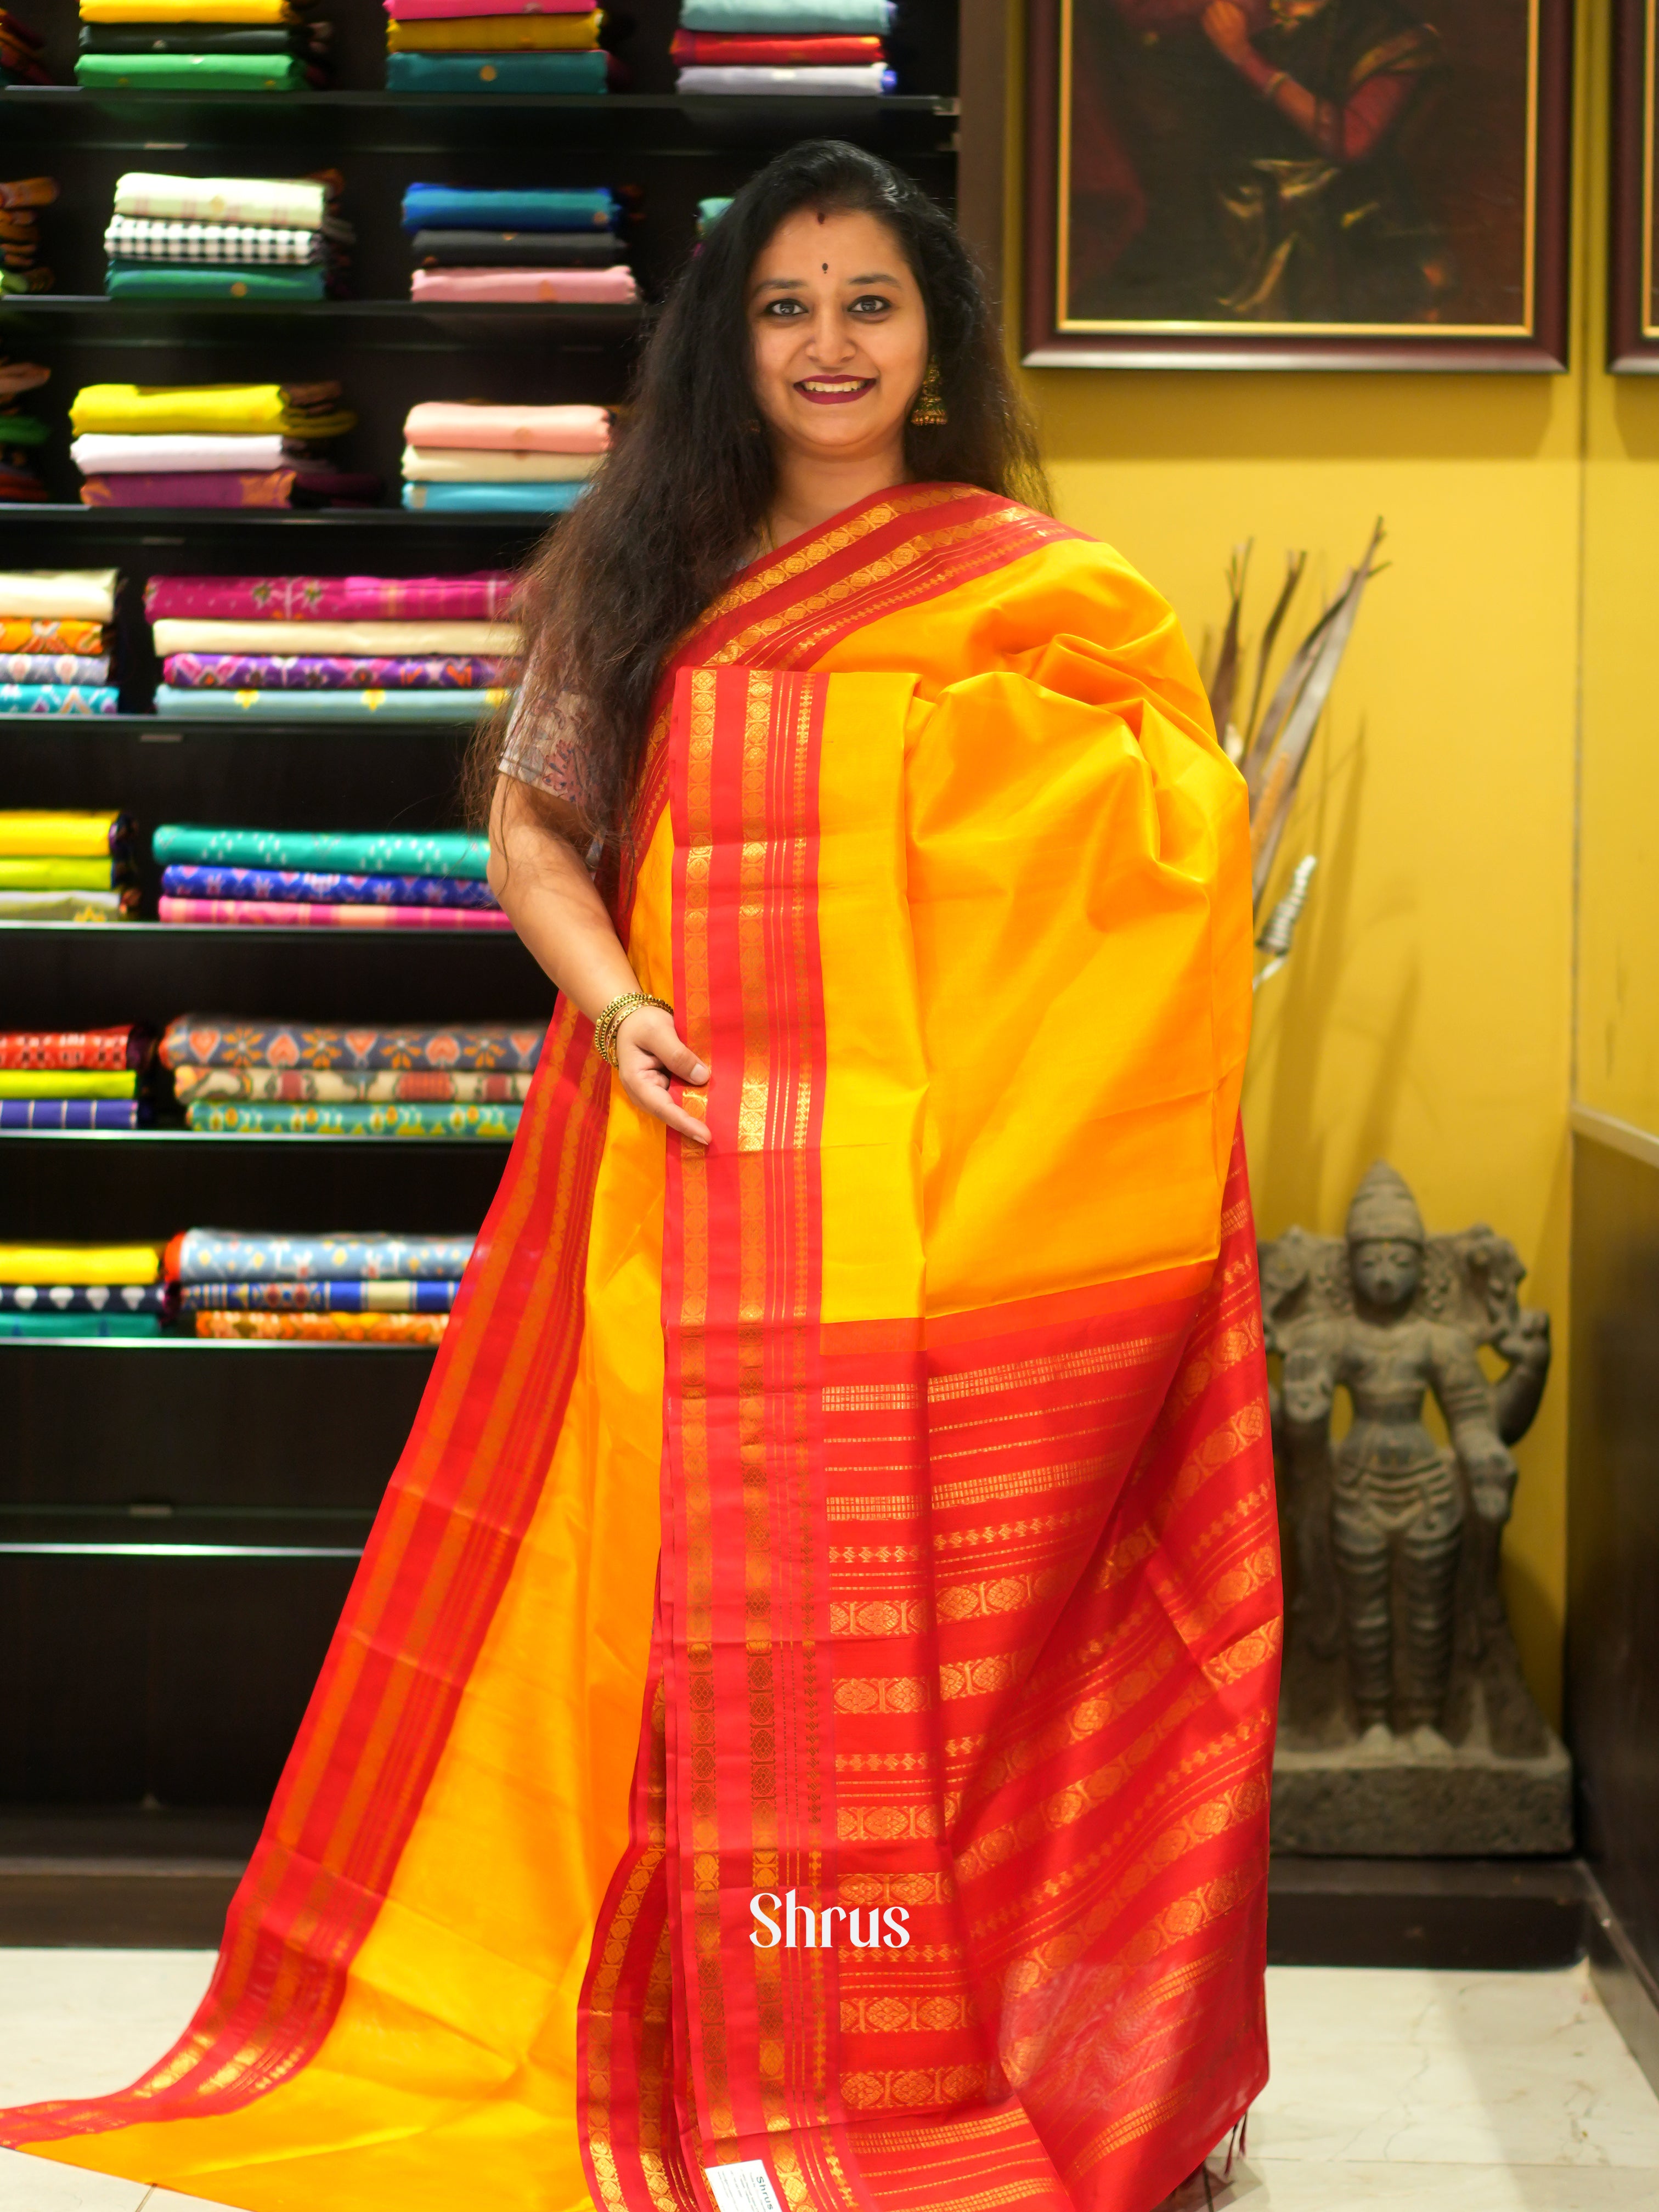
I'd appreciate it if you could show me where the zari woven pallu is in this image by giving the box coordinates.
[3,483,1280,2212]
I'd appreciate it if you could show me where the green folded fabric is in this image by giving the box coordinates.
[106,264,327,302]
[153,684,509,720]
[0,1071,137,1099]
[385,50,607,92]
[75,52,306,89]
[154,825,489,877]
[185,1101,521,1138]
[0,412,48,447]
[0,1312,161,1338]
[0,857,121,891]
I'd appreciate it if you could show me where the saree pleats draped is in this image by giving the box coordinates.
[3,485,1279,2212]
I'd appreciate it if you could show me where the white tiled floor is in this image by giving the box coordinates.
[0,1956,1656,2209]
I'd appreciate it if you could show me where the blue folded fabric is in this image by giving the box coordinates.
[152,685,510,719]
[0,685,119,716]
[0,1100,144,1130]
[400,184,617,234]
[385,50,608,92]
[162,864,499,908]
[402,480,586,515]
[679,0,893,26]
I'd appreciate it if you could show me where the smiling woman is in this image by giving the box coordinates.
[3,143,1282,2212]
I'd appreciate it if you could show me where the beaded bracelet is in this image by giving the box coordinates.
[593,990,674,1068]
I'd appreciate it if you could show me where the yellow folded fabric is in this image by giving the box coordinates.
[70,385,355,438]
[0,1072,136,1099]
[81,0,295,20]
[0,810,120,858]
[0,1244,161,1285]
[388,11,600,48]
[0,859,119,890]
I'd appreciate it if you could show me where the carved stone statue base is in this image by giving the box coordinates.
[1272,1732,1571,1855]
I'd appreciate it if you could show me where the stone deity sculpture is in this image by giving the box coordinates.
[1261,1163,1566,1852]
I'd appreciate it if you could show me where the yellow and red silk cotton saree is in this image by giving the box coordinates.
[3,483,1280,2212]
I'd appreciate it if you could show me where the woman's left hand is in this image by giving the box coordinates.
[1200,1,1255,61]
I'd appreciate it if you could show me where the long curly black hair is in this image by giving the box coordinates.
[467,139,1048,843]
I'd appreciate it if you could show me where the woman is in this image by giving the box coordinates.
[4,144,1279,2212]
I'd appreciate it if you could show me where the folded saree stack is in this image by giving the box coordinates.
[103,171,352,305]
[154,822,509,927]
[160,1012,539,1136]
[0,354,52,503]
[0,812,136,926]
[166,1227,472,1342]
[0,1023,150,1130]
[0,177,56,290]
[674,0,894,93]
[402,399,607,514]
[145,571,519,716]
[401,182,636,306]
[0,1240,165,1338]
[0,577,120,714]
[75,0,331,90]
[70,380,362,512]
[384,0,608,93]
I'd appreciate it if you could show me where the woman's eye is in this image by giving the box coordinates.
[762,297,808,317]
[850,294,894,314]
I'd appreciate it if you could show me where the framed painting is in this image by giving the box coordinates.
[1611,0,1659,367]
[1023,0,1573,369]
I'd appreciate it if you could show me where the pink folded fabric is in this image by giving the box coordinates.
[403,400,610,454]
[410,266,638,304]
[80,471,295,510]
[159,895,515,930]
[145,573,519,620]
[387,0,593,13]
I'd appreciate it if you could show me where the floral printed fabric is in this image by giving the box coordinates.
[194,1311,447,1342]
[183,1102,522,1136]
[162,653,514,690]
[171,1068,530,1103]
[160,865,498,907]
[180,1279,458,1311]
[168,1230,475,1280]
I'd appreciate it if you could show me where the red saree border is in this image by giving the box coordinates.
[2,483,1071,2156]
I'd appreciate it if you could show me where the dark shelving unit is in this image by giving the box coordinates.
[0,0,963,1880]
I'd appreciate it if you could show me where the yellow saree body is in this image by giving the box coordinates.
[6,486,1278,2212]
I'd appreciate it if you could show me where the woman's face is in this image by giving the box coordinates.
[748,207,929,467]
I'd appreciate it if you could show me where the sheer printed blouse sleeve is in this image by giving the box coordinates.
[496,685,595,817]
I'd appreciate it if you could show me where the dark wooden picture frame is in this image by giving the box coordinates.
[1611,0,1659,368]
[1024,0,1573,370]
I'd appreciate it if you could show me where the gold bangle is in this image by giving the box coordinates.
[593,990,673,1068]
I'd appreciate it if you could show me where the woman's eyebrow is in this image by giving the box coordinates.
[752,276,808,293]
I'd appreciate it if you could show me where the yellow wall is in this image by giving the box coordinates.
[998,1,1616,1722]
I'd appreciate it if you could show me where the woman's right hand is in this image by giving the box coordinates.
[614,1005,711,1146]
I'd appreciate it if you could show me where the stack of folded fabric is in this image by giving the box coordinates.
[384,0,607,94]
[103,171,351,305]
[0,1240,165,1340]
[402,400,607,515]
[144,570,518,718]
[0,178,56,290]
[0,577,120,715]
[69,380,364,512]
[0,812,136,925]
[155,822,509,930]
[165,1226,474,1342]
[0,1023,150,1130]
[674,0,893,93]
[160,1013,541,1138]
[0,354,50,503]
[76,0,330,91]
[402,183,635,306]
[0,15,50,84]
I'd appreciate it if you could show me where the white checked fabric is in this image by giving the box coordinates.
[103,216,348,264]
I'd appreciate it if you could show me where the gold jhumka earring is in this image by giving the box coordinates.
[909,359,947,426]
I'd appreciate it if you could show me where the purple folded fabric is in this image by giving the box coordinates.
[145,573,518,621]
[0,1099,144,1129]
[81,470,295,509]
[161,864,499,907]
[162,652,517,691]
[159,894,514,930]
